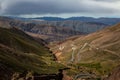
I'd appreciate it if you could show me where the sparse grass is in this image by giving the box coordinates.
[0,27,64,76]
[48,23,120,78]
[78,63,102,69]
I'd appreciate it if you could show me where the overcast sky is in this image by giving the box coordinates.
[0,0,120,18]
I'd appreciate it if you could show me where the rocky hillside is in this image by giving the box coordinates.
[35,20,108,33]
[0,16,109,42]
[49,23,120,76]
[0,27,63,80]
[10,22,82,42]
[0,16,83,42]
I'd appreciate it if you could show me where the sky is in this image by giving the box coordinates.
[0,0,120,18]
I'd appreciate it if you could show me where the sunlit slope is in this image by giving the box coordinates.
[50,23,120,74]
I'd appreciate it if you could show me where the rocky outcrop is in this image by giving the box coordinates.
[35,20,108,33]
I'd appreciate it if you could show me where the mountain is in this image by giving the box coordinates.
[30,17,120,25]
[9,23,83,42]
[10,17,109,35]
[36,20,108,33]
[0,27,64,80]
[49,23,120,76]
[0,16,83,42]
[32,17,65,21]
[66,17,120,25]
[1,16,119,45]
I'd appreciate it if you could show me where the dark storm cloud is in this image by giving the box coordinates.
[5,1,59,14]
[3,0,88,15]
[0,0,120,17]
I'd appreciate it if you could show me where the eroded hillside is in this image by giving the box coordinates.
[0,16,109,42]
[49,23,120,77]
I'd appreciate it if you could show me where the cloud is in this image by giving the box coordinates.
[0,0,120,17]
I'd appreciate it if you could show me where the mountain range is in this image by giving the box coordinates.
[0,16,112,42]
[29,17,120,25]
[0,16,120,80]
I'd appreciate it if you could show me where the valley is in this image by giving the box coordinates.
[0,16,120,80]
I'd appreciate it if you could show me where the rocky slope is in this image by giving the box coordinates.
[49,23,120,76]
[36,20,108,33]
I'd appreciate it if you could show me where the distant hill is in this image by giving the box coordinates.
[0,16,110,42]
[66,17,120,25]
[33,17,64,21]
[49,23,120,76]
[0,27,63,80]
[30,17,120,25]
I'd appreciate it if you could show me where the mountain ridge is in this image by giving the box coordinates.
[1,16,109,42]
[29,16,120,25]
